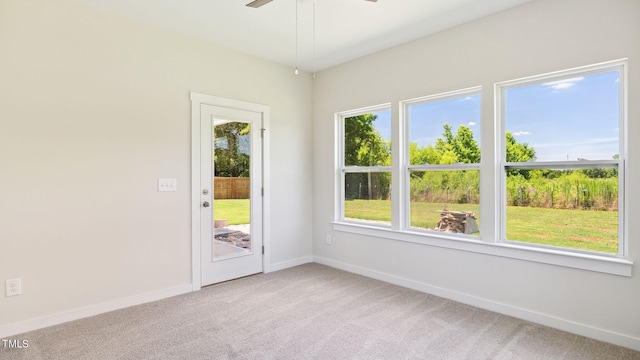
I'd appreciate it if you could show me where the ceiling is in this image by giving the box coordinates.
[73,0,531,73]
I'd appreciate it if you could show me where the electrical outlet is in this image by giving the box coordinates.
[6,278,21,297]
[326,234,332,245]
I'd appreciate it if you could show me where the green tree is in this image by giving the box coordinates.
[415,125,533,166]
[409,142,441,165]
[455,125,481,163]
[410,124,480,203]
[434,124,480,164]
[214,122,251,177]
[344,114,390,166]
[409,124,537,203]
[505,131,536,163]
[505,130,536,179]
[439,146,459,164]
[344,114,391,199]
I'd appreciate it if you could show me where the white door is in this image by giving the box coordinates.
[200,104,263,286]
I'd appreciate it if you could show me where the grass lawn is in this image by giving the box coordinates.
[506,206,617,253]
[345,199,618,254]
[214,199,250,225]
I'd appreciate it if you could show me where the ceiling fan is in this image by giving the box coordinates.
[246,0,377,8]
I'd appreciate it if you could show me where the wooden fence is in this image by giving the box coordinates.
[214,177,250,199]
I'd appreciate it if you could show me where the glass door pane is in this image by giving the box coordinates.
[212,121,252,260]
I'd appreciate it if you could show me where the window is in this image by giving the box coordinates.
[334,59,629,275]
[404,88,482,235]
[338,106,392,226]
[498,61,625,255]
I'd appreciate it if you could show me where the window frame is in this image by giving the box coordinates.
[496,59,627,257]
[402,87,483,235]
[335,104,393,227]
[333,59,631,276]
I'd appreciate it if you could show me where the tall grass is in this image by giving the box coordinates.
[407,170,617,211]
[506,171,617,210]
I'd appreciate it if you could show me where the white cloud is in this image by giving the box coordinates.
[467,121,476,126]
[512,131,530,136]
[459,96,474,102]
[551,82,575,90]
[543,76,584,91]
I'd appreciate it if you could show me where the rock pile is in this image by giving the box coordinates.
[215,231,251,249]
[434,210,479,234]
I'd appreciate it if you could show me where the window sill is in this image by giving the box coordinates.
[332,221,632,277]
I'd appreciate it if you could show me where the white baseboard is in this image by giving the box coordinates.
[313,256,640,352]
[0,283,193,339]
[265,256,314,273]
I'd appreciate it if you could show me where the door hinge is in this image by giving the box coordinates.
[262,245,265,255]
[261,188,264,196]
[260,128,265,138]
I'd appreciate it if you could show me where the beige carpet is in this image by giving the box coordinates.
[2,263,639,360]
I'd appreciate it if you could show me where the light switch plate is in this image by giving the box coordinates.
[158,178,177,192]
[6,278,21,297]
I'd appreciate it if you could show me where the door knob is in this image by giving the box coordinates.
[202,201,210,207]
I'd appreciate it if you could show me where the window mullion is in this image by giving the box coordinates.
[336,114,345,222]
[408,164,481,171]
[392,102,403,231]
[342,166,393,173]
[505,160,618,170]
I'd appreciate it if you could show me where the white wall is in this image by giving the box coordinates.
[0,0,313,330]
[312,0,640,350]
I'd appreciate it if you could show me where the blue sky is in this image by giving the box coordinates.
[505,71,619,161]
[372,109,392,141]
[370,70,620,162]
[371,96,482,147]
[407,95,482,148]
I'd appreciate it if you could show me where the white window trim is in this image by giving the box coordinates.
[335,103,392,226]
[402,87,483,232]
[332,221,632,276]
[333,60,632,277]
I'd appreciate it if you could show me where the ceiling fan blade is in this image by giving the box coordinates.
[246,0,274,8]
[365,0,378,2]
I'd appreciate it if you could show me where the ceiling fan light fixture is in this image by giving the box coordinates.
[246,0,274,8]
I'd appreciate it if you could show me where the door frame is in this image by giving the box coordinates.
[190,92,271,291]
